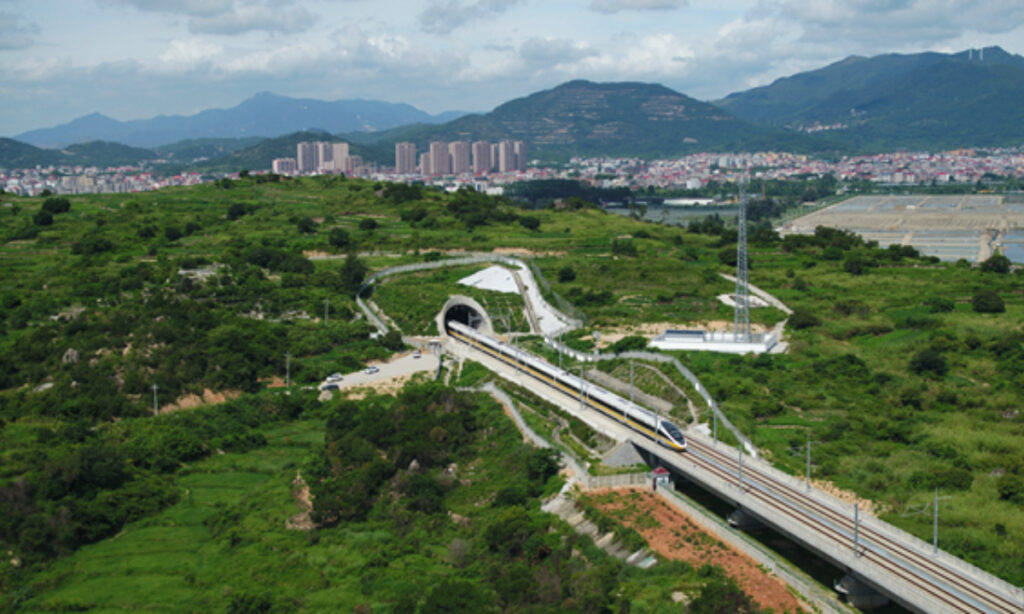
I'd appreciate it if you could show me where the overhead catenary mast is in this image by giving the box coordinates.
[734,177,751,343]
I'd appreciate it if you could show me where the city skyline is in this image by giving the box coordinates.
[2,1,1024,137]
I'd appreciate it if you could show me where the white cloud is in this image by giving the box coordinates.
[100,0,316,34]
[156,39,224,70]
[418,0,524,34]
[0,11,40,50]
[589,0,688,14]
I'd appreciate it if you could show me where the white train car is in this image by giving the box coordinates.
[447,321,686,451]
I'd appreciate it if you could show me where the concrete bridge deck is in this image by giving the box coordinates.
[446,335,1024,614]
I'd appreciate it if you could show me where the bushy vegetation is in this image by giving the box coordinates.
[2,176,1023,605]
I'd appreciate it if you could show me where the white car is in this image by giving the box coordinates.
[326,373,343,382]
[412,350,422,359]
[365,366,380,374]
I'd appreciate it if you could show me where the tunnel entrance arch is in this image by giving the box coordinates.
[437,295,495,338]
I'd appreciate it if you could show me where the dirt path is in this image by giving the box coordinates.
[587,487,807,613]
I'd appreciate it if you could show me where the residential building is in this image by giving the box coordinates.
[472,141,491,174]
[429,141,450,175]
[449,141,470,174]
[513,141,527,171]
[498,140,516,173]
[395,142,417,174]
[272,158,297,175]
[297,142,316,173]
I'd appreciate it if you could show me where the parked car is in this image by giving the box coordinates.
[413,350,421,359]
[365,366,380,374]
[326,373,343,382]
[319,383,339,391]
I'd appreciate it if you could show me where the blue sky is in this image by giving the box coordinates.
[2,0,1023,136]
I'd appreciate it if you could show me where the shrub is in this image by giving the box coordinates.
[972,289,1005,313]
[557,266,576,283]
[42,197,71,214]
[518,216,540,230]
[717,247,737,267]
[33,210,54,226]
[296,217,316,234]
[359,218,378,231]
[789,309,820,329]
[980,254,1011,274]
[608,335,648,354]
[909,348,947,378]
[926,296,955,313]
[226,203,247,220]
[997,474,1024,504]
[329,227,350,249]
[164,226,182,241]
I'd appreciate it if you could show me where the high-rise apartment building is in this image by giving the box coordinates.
[471,141,491,174]
[272,158,297,175]
[449,141,470,174]
[395,142,417,174]
[330,142,350,172]
[429,141,450,175]
[419,152,432,175]
[297,142,316,173]
[497,140,516,173]
[490,144,500,171]
[315,142,333,171]
[513,141,527,171]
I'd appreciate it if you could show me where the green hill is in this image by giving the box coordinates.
[0,138,155,169]
[717,46,1024,150]
[365,80,831,160]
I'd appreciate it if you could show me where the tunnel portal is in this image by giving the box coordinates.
[437,295,495,337]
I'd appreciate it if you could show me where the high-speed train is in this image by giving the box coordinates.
[447,320,687,451]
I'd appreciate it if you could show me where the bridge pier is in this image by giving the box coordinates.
[834,574,890,610]
[726,507,763,530]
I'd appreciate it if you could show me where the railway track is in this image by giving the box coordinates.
[679,438,1019,613]
[448,325,1023,613]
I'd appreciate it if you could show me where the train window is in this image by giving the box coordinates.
[663,422,684,441]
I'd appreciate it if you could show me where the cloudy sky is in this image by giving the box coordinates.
[2,0,1022,136]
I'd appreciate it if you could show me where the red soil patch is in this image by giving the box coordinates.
[587,487,805,613]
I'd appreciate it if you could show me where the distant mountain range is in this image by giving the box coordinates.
[366,80,824,159]
[3,46,1023,171]
[716,45,1024,150]
[14,92,469,149]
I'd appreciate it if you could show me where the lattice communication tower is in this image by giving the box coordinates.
[734,179,751,343]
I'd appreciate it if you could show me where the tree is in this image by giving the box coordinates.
[296,217,316,234]
[238,169,250,178]
[339,252,368,295]
[359,218,378,231]
[909,348,947,378]
[227,203,247,220]
[42,197,71,214]
[519,215,540,231]
[972,289,1005,313]
[33,210,53,226]
[420,579,492,614]
[164,226,182,242]
[328,228,350,249]
[717,247,737,267]
[980,254,1011,274]
[557,266,576,283]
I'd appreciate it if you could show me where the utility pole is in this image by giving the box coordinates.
[151,383,159,416]
[558,333,562,370]
[738,447,743,490]
[713,409,718,445]
[933,489,950,555]
[805,435,821,493]
[323,298,329,326]
[622,360,630,403]
[285,353,291,388]
[579,365,585,412]
[854,500,860,556]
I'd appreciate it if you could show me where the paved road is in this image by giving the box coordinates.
[320,351,439,390]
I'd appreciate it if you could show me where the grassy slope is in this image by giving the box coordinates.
[2,178,1023,589]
